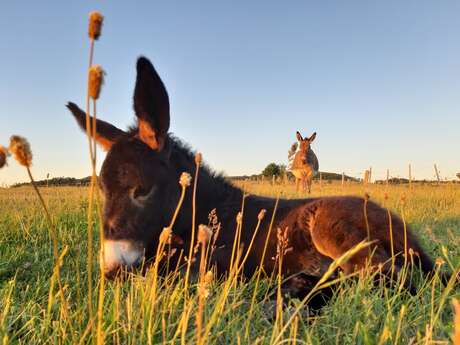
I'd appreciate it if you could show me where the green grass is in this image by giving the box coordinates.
[0,182,459,344]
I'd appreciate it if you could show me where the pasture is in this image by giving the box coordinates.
[0,181,459,344]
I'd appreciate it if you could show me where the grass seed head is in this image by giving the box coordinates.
[236,211,243,225]
[258,209,266,221]
[9,135,32,167]
[0,145,9,169]
[198,224,212,244]
[204,270,213,284]
[197,283,210,299]
[88,65,105,100]
[179,172,192,188]
[194,152,202,166]
[88,11,103,40]
[435,257,445,266]
[159,227,172,244]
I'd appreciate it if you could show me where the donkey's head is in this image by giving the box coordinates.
[296,131,316,154]
[67,57,176,278]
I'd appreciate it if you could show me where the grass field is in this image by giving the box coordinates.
[0,181,459,344]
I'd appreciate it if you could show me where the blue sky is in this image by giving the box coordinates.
[1,1,459,185]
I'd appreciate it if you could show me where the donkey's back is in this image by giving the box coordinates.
[236,195,438,296]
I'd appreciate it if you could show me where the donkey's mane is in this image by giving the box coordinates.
[167,134,238,194]
[127,123,236,193]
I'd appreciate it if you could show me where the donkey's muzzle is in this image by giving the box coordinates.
[102,240,145,279]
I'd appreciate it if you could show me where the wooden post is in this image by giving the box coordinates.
[319,172,322,190]
[369,167,372,184]
[341,172,345,187]
[272,175,275,186]
[386,169,389,186]
[363,170,370,185]
[409,164,412,190]
[434,164,440,184]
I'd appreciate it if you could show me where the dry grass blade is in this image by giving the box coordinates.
[272,240,377,344]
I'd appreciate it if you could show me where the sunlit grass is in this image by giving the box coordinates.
[0,182,459,344]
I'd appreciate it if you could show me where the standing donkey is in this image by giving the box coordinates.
[67,56,445,307]
[288,131,319,193]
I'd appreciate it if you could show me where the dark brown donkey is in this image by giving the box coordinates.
[67,57,440,306]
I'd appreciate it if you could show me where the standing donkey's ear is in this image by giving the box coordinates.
[133,57,170,151]
[296,131,303,142]
[308,132,317,143]
[66,102,127,151]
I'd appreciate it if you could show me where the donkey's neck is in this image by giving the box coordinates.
[169,137,244,233]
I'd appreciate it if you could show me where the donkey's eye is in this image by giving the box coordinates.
[130,186,154,207]
[132,186,151,200]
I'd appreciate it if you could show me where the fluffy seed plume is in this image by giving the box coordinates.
[453,298,460,345]
[197,224,212,244]
[179,172,192,188]
[159,227,172,244]
[258,209,266,221]
[435,257,445,266]
[236,211,243,225]
[195,152,202,165]
[88,65,105,100]
[9,136,32,167]
[88,11,104,40]
[197,282,210,299]
[0,145,9,169]
[204,270,213,284]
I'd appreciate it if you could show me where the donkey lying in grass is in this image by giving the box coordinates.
[67,56,441,307]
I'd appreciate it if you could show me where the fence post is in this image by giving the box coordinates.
[363,170,370,185]
[386,169,389,186]
[434,164,441,185]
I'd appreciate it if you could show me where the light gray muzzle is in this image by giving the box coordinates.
[102,240,145,277]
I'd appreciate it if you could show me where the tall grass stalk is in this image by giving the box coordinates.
[184,154,201,294]
[8,137,71,332]
[245,197,280,339]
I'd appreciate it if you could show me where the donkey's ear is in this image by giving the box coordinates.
[296,131,303,142]
[308,132,317,143]
[66,102,127,151]
[133,57,170,151]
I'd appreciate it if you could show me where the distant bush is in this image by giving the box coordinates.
[12,176,91,188]
[262,163,282,178]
